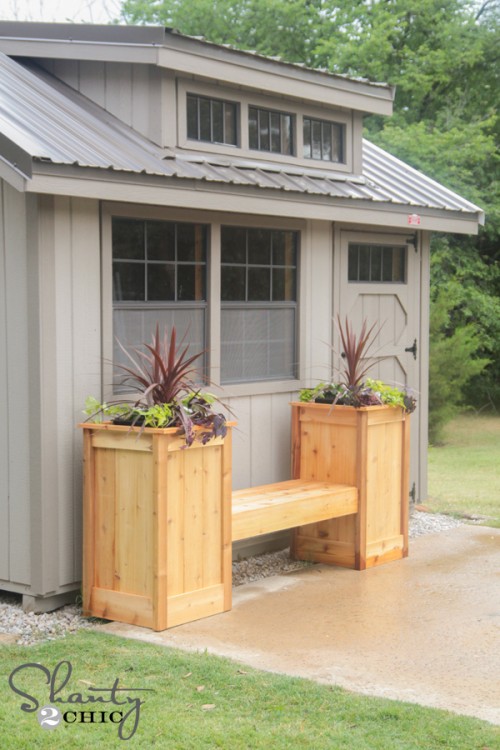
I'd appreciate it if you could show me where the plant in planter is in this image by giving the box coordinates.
[291,316,416,570]
[80,325,233,632]
[84,324,228,446]
[298,316,417,413]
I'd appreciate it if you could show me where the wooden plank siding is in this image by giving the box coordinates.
[0,180,31,586]
[38,59,165,145]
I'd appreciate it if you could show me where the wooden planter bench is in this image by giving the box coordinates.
[232,480,358,542]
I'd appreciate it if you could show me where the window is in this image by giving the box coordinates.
[248,107,294,155]
[112,217,208,386]
[348,244,406,283]
[303,117,344,162]
[221,227,298,383]
[187,94,237,145]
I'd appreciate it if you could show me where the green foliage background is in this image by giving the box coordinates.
[120,0,499,437]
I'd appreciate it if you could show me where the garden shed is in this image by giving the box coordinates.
[0,22,483,611]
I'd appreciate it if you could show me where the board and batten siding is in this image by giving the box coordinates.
[0,191,101,606]
[37,59,169,146]
[0,180,32,588]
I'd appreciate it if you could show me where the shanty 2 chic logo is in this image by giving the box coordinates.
[8,660,153,740]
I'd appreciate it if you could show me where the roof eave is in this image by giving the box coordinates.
[27,164,483,235]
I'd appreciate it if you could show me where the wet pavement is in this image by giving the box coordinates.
[99,525,500,725]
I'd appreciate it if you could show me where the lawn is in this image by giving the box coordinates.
[427,414,500,523]
[1,631,498,749]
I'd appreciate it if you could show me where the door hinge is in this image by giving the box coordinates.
[406,232,418,252]
[409,482,416,503]
[405,339,418,360]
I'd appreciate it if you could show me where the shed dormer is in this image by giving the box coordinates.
[0,22,394,177]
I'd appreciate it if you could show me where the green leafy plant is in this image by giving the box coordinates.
[299,317,417,413]
[84,325,228,446]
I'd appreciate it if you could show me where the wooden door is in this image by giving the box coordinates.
[338,230,421,499]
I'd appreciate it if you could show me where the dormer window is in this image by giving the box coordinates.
[187,94,238,146]
[249,106,294,155]
[303,117,345,163]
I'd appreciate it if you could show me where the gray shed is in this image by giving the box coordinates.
[0,22,483,611]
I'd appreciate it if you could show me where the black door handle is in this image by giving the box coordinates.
[405,339,417,360]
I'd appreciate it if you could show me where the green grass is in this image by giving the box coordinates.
[428,414,500,522]
[1,631,498,749]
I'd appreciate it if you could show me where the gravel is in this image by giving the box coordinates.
[0,511,463,646]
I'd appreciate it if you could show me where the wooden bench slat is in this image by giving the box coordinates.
[232,479,358,542]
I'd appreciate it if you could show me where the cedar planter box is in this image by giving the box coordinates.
[290,402,410,570]
[80,422,233,631]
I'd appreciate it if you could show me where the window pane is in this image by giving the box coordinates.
[176,223,195,261]
[358,245,370,281]
[258,109,270,151]
[212,99,223,143]
[272,267,296,301]
[349,244,406,283]
[332,123,344,162]
[114,308,206,386]
[199,98,211,141]
[322,122,332,161]
[177,264,205,301]
[311,119,322,159]
[248,228,271,265]
[221,308,295,382]
[303,118,311,159]
[348,245,358,281]
[382,246,393,281]
[272,230,296,266]
[221,266,246,301]
[370,245,382,281]
[248,267,271,301]
[113,262,145,301]
[147,263,175,301]
[221,226,246,263]
[187,95,198,140]
[270,111,281,153]
[147,220,175,261]
[249,107,258,150]
[281,114,293,155]
[224,102,236,145]
[112,218,144,260]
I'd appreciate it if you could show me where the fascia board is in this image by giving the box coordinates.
[157,47,394,116]
[0,155,28,191]
[0,38,159,64]
[27,170,481,235]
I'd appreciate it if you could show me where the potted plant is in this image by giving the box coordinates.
[80,325,234,631]
[290,317,416,570]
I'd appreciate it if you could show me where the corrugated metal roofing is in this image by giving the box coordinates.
[0,52,483,221]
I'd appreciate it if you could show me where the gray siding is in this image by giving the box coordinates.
[35,196,102,589]
[38,59,165,145]
[0,180,31,586]
[0,192,101,599]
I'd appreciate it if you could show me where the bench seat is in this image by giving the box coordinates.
[232,479,358,542]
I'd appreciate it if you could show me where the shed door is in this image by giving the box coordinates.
[338,230,420,498]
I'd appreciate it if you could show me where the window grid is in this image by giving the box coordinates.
[220,226,298,383]
[248,106,294,155]
[187,94,237,146]
[303,116,345,163]
[112,219,207,303]
[348,243,407,283]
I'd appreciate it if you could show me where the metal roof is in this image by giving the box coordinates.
[0,22,392,93]
[0,53,483,222]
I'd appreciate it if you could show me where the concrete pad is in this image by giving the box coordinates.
[98,525,500,725]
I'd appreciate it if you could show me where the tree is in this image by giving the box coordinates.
[121,0,500,416]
